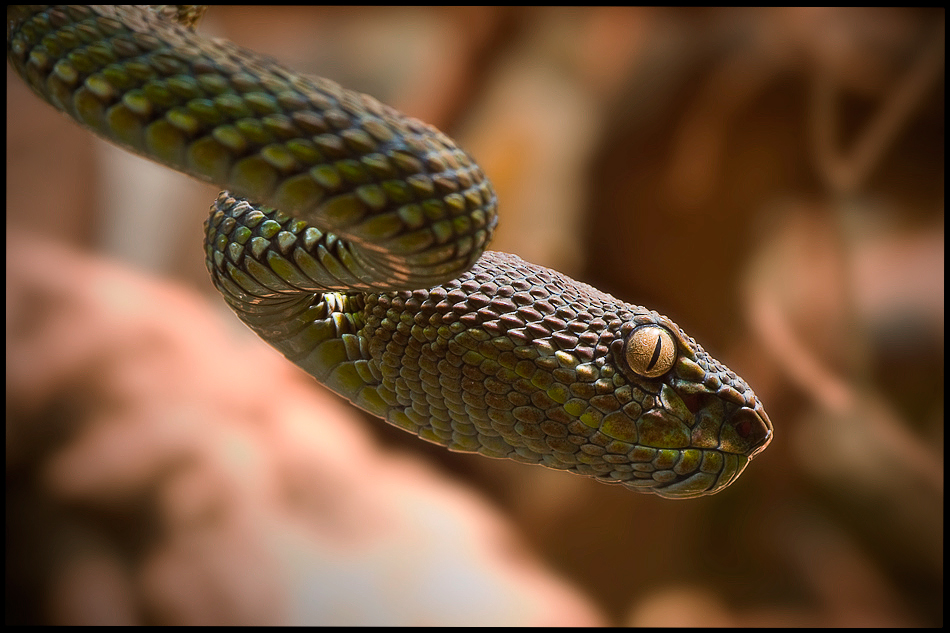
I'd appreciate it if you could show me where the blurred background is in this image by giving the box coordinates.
[6,6,943,626]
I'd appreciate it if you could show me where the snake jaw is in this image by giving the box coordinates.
[613,339,773,498]
[648,453,751,498]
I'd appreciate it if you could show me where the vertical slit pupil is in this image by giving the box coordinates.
[646,334,663,371]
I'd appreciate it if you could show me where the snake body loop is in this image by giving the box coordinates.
[8,6,772,498]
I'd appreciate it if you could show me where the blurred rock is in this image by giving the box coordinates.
[5,230,605,626]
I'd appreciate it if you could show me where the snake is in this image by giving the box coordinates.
[8,6,772,499]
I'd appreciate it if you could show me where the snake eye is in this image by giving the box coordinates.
[625,325,676,378]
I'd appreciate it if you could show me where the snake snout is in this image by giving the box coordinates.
[724,405,772,458]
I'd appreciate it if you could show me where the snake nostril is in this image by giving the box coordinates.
[733,407,772,453]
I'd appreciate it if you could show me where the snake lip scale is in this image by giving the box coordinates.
[8,5,772,499]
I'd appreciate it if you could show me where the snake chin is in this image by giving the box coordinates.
[648,454,752,499]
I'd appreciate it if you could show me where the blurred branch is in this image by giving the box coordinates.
[810,21,945,196]
[745,217,943,495]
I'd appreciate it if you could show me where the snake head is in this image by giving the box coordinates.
[400,252,774,500]
[608,316,773,498]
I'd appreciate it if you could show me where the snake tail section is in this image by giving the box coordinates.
[7,5,497,291]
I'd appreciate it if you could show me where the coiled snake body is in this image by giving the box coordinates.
[8,6,771,498]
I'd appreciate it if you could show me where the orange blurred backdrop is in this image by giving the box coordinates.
[7,7,943,626]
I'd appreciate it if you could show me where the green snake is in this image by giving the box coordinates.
[8,6,772,498]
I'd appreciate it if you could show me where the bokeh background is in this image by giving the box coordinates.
[7,7,943,626]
